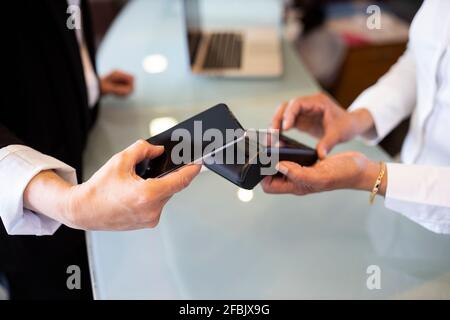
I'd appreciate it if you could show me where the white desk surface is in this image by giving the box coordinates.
[84,0,450,299]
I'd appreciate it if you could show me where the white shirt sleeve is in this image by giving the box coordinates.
[385,163,450,234]
[0,145,77,236]
[348,49,417,145]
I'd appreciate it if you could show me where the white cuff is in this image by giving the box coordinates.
[384,163,450,234]
[348,92,388,146]
[0,145,77,235]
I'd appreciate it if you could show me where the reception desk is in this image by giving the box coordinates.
[84,0,450,299]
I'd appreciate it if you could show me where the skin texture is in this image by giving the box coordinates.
[24,140,201,231]
[271,92,374,159]
[100,70,135,97]
[263,92,387,197]
[23,69,201,231]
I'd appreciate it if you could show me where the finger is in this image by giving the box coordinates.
[145,212,162,229]
[282,98,308,130]
[261,175,296,194]
[260,175,276,189]
[112,85,133,96]
[102,82,114,94]
[316,130,340,159]
[159,195,172,207]
[123,139,164,165]
[151,164,201,197]
[146,196,171,228]
[283,95,326,131]
[271,102,288,130]
[276,161,316,185]
[112,70,134,83]
[143,196,172,228]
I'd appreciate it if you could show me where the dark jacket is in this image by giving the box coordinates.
[0,0,98,299]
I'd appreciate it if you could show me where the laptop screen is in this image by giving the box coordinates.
[183,0,202,65]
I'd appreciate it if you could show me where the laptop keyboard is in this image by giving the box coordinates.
[203,32,243,69]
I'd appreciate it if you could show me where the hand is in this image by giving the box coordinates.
[100,70,134,97]
[261,152,387,196]
[272,92,374,159]
[24,140,201,231]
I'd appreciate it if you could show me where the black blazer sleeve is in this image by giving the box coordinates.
[0,2,25,149]
[0,124,23,149]
[0,0,97,175]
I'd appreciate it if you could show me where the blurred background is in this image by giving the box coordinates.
[89,0,423,156]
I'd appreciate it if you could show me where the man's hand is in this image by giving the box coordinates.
[272,92,375,158]
[24,140,201,231]
[261,152,387,196]
[100,70,134,97]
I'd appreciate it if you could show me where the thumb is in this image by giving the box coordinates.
[317,131,340,159]
[124,139,164,165]
[152,164,201,197]
[276,161,316,185]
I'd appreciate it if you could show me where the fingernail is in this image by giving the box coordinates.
[282,120,289,130]
[276,163,289,175]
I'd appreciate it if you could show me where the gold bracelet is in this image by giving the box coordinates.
[369,161,386,205]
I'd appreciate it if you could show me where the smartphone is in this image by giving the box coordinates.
[202,131,318,189]
[135,103,245,179]
[272,134,318,166]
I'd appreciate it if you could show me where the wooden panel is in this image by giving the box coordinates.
[331,42,410,156]
[332,43,407,108]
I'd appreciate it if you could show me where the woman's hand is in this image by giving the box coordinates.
[24,140,201,231]
[272,92,375,158]
[100,70,134,97]
[261,152,387,196]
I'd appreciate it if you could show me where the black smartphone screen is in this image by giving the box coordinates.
[136,104,245,179]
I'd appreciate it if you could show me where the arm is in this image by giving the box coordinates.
[384,164,450,234]
[1,140,200,235]
[23,140,200,231]
[23,170,73,226]
[262,152,387,197]
[0,144,77,235]
[263,153,450,234]
[0,123,72,235]
[348,48,417,144]
[271,48,416,157]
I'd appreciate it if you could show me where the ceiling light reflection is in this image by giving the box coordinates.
[237,188,254,203]
[149,117,178,136]
[142,54,168,74]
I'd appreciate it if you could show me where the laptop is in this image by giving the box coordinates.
[183,0,283,77]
